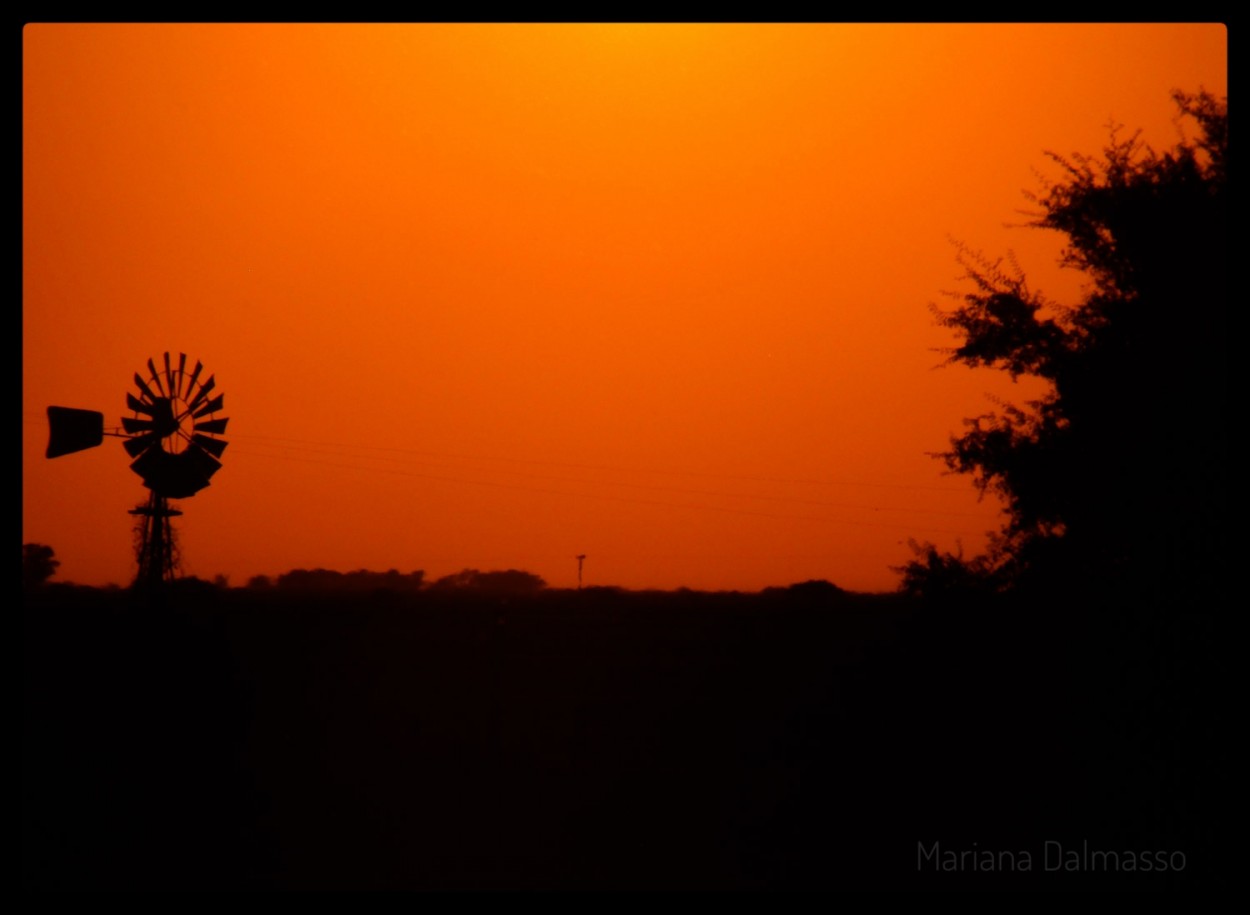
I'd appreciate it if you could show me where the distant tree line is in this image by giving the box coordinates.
[427,568,547,594]
[248,567,428,593]
[245,566,546,595]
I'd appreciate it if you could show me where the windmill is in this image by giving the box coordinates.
[45,352,230,587]
[575,554,586,590]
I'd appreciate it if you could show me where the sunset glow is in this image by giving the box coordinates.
[22,23,1227,591]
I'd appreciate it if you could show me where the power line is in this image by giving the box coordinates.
[227,428,979,493]
[228,444,995,536]
[25,413,976,494]
[26,413,999,534]
[232,436,994,520]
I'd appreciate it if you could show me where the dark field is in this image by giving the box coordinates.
[24,582,1224,890]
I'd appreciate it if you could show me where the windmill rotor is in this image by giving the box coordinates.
[121,353,230,499]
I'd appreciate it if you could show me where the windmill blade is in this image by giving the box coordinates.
[194,417,229,435]
[192,433,228,458]
[186,360,204,396]
[133,372,158,403]
[192,394,225,419]
[176,353,188,398]
[121,417,156,434]
[178,445,223,491]
[163,352,175,398]
[127,392,157,415]
[124,434,157,458]
[187,375,216,411]
[46,407,104,458]
[185,444,223,477]
[131,447,218,498]
[147,358,166,397]
[130,445,165,480]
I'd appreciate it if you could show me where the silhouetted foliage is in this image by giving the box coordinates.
[274,567,426,594]
[761,579,847,603]
[786,579,845,598]
[167,575,223,601]
[23,543,60,589]
[897,540,1003,600]
[429,568,547,594]
[905,91,1227,598]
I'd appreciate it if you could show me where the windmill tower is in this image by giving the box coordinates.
[576,554,586,590]
[46,353,231,587]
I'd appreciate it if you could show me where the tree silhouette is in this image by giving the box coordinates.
[905,90,1227,598]
[430,568,547,594]
[273,567,426,593]
[23,543,60,589]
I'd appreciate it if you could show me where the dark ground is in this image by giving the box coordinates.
[23,581,1226,891]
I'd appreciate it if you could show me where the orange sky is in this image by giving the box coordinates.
[22,23,1227,592]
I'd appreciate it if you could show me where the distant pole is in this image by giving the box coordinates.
[576,554,586,590]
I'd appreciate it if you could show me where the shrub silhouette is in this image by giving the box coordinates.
[23,543,60,589]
